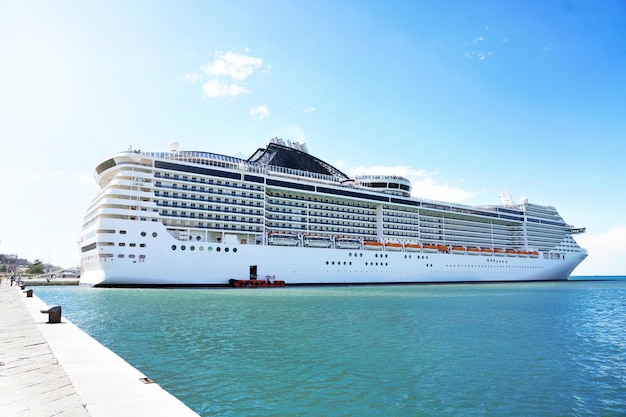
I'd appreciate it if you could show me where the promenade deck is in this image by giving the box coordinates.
[0,282,199,416]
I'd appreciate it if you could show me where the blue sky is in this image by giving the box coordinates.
[1,0,625,275]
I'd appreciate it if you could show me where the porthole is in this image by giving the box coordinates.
[326,261,329,265]
[171,245,176,250]
[181,245,186,251]
[332,261,335,265]
[141,232,146,237]
[233,248,237,253]
[225,247,229,252]
[217,247,221,252]
[200,246,204,251]
[152,232,158,237]
[208,247,213,252]
[190,246,195,251]
[196,236,201,241]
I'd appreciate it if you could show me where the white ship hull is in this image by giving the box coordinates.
[80,219,587,287]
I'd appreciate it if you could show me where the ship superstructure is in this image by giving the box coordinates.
[80,139,587,287]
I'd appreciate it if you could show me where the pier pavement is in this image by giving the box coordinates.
[0,282,199,417]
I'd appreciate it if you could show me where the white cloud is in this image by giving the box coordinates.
[465,50,493,61]
[202,79,250,98]
[304,106,316,112]
[339,164,476,203]
[573,227,626,276]
[201,51,263,81]
[250,105,270,119]
[192,50,264,100]
[181,73,201,83]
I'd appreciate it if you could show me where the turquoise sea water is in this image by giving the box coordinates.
[36,279,626,416]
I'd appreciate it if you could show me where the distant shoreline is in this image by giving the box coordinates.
[2,277,79,286]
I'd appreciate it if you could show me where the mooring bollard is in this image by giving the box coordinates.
[24,289,33,297]
[40,305,62,323]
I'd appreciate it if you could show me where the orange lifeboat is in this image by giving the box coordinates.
[363,241,383,251]
[467,247,480,255]
[480,248,493,255]
[437,244,449,253]
[385,242,403,251]
[451,246,466,254]
[494,248,505,256]
[404,243,422,252]
[422,244,438,253]
[505,249,518,256]
[529,251,539,258]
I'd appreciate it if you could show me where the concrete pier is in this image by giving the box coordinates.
[0,283,199,416]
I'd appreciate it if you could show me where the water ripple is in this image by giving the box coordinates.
[37,281,626,416]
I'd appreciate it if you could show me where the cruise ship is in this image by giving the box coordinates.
[79,138,587,287]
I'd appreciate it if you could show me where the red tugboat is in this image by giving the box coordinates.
[229,276,285,288]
